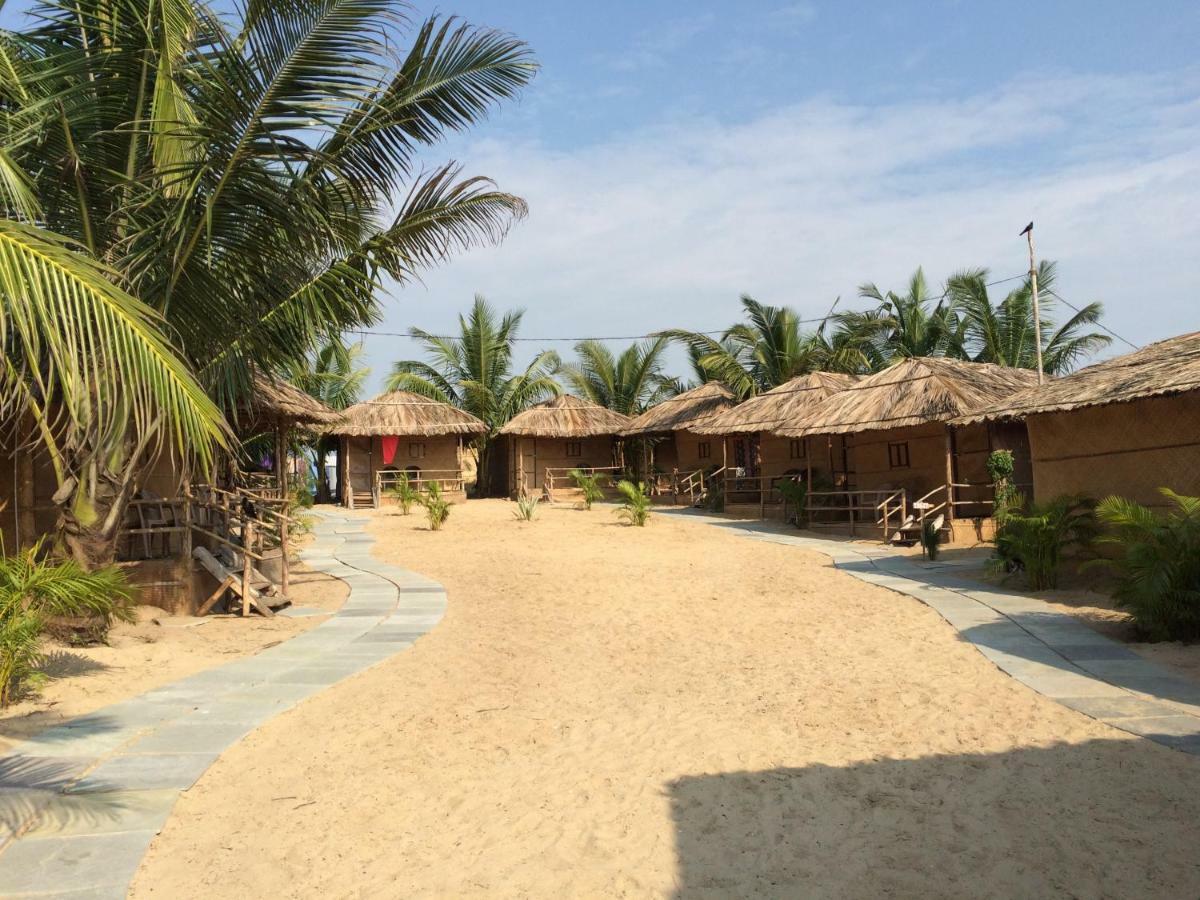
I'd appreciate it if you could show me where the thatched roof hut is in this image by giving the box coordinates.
[695,372,857,435]
[778,358,1042,436]
[499,394,632,437]
[621,383,738,437]
[247,372,343,427]
[952,331,1200,424]
[333,391,487,436]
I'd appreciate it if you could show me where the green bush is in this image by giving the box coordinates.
[920,519,942,560]
[569,469,606,509]
[615,480,652,527]
[1090,489,1200,641]
[991,494,1097,590]
[388,472,419,515]
[986,449,1019,526]
[775,478,808,526]
[706,479,725,513]
[420,482,451,531]
[0,543,136,706]
[513,494,538,522]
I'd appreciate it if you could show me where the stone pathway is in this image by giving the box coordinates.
[670,510,1200,756]
[0,511,443,898]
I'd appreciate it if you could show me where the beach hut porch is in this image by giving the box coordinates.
[339,434,472,509]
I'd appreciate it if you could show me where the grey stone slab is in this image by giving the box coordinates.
[67,752,219,793]
[352,630,420,644]
[1012,670,1130,700]
[1117,715,1200,739]
[1054,643,1142,661]
[123,719,255,755]
[275,606,331,618]
[22,788,178,838]
[220,682,321,706]
[1072,658,1170,680]
[1059,695,1189,720]
[14,729,139,760]
[273,664,369,686]
[1112,676,1200,708]
[0,788,56,834]
[0,829,153,894]
[0,757,91,791]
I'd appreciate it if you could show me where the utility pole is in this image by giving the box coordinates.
[1020,221,1045,384]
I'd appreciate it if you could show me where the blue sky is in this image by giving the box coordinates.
[4,1,1198,390]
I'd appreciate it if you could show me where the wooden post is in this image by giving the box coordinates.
[241,519,253,617]
[755,434,765,520]
[279,510,289,599]
[275,427,288,499]
[181,475,193,602]
[346,438,354,509]
[944,427,956,524]
[16,446,35,549]
[805,438,813,530]
[1022,222,1045,384]
[516,436,525,497]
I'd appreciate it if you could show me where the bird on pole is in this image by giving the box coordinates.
[1019,221,1045,383]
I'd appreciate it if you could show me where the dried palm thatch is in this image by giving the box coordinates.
[499,394,632,437]
[621,382,738,437]
[332,391,488,437]
[954,330,1200,424]
[247,372,343,427]
[779,358,1042,436]
[693,372,858,435]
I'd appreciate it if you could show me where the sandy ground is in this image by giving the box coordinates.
[0,561,346,751]
[129,500,1200,898]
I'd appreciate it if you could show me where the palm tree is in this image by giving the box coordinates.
[0,1,536,564]
[662,295,860,399]
[947,262,1110,374]
[856,267,964,364]
[560,338,676,415]
[386,296,560,494]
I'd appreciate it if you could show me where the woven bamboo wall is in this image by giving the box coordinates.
[1029,393,1200,507]
[505,435,618,496]
[847,423,947,498]
[674,430,717,472]
[345,434,464,496]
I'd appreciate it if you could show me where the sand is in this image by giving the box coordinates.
[0,561,345,751]
[130,501,1200,898]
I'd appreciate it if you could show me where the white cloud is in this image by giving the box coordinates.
[365,72,1200,387]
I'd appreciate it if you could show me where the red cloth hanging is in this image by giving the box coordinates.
[381,435,400,465]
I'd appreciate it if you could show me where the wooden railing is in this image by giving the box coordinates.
[374,469,465,506]
[674,467,717,505]
[806,488,911,537]
[543,466,622,503]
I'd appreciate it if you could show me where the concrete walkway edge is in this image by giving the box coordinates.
[0,510,443,898]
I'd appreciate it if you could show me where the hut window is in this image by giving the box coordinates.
[565,441,582,457]
[789,439,805,459]
[697,442,711,459]
[408,442,426,459]
[888,441,910,469]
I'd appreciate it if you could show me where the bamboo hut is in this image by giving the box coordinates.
[952,331,1200,509]
[620,383,738,497]
[495,395,632,500]
[779,358,1042,539]
[693,372,857,515]
[330,391,487,508]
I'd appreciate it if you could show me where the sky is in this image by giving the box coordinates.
[5,1,1200,391]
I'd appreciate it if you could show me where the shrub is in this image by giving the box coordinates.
[991,494,1097,590]
[986,449,1020,526]
[706,479,725,513]
[1090,489,1200,641]
[389,473,419,515]
[615,480,652,527]
[775,478,808,526]
[289,469,316,509]
[0,543,136,705]
[920,519,942,560]
[514,494,539,522]
[569,469,606,509]
[420,482,451,531]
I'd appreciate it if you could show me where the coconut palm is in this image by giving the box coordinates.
[856,267,964,364]
[560,338,676,415]
[386,296,560,494]
[0,0,536,564]
[947,262,1110,374]
[662,296,833,399]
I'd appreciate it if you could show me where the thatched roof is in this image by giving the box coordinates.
[778,358,1043,436]
[499,394,632,438]
[693,372,858,435]
[621,383,738,437]
[332,391,487,437]
[954,331,1200,425]
[248,373,342,427]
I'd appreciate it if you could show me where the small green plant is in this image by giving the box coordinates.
[920,519,942,560]
[990,494,1097,590]
[289,469,316,509]
[420,482,451,531]
[569,469,606,509]
[388,472,419,515]
[514,494,539,522]
[0,542,136,705]
[775,479,808,526]
[706,479,725,513]
[1088,489,1200,641]
[986,449,1020,527]
[615,480,652,526]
